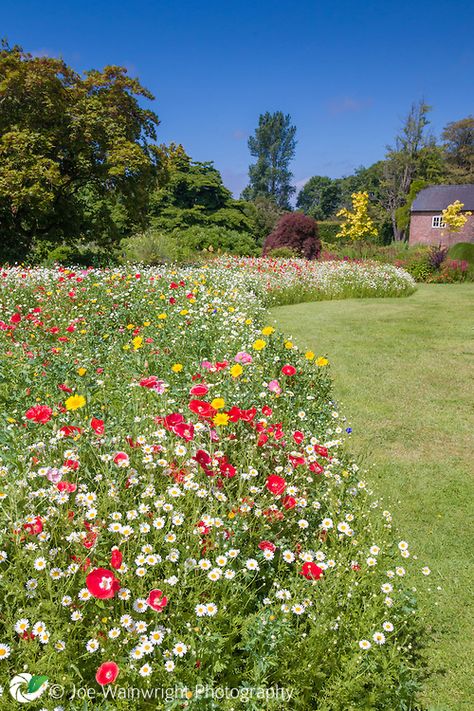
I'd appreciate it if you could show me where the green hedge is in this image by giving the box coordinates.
[317,221,341,243]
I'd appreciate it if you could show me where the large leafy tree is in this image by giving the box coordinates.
[150,145,253,233]
[0,42,159,260]
[242,111,296,209]
[442,116,474,181]
[296,176,342,220]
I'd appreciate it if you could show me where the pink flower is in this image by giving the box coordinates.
[268,380,281,395]
[234,351,253,364]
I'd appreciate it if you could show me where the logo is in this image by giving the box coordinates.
[10,674,48,703]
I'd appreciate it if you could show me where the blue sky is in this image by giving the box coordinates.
[3,0,473,196]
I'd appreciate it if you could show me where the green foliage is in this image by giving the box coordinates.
[447,241,474,263]
[242,111,296,209]
[150,153,253,235]
[0,41,158,260]
[176,225,259,256]
[243,196,284,244]
[119,230,195,264]
[395,179,429,231]
[267,247,299,258]
[442,116,474,181]
[317,221,342,243]
[296,176,342,219]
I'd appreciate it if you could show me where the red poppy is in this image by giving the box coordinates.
[189,399,216,419]
[262,405,273,417]
[293,430,304,445]
[172,422,195,441]
[110,548,123,569]
[300,562,323,580]
[289,454,306,467]
[281,364,296,376]
[57,481,76,493]
[314,444,329,458]
[146,589,168,611]
[282,495,297,510]
[60,425,82,437]
[91,418,104,435]
[309,461,324,474]
[58,383,73,394]
[86,568,120,599]
[113,452,129,466]
[139,376,160,389]
[163,413,184,430]
[266,475,287,495]
[194,449,212,467]
[96,661,119,686]
[258,540,276,552]
[189,384,208,397]
[217,456,236,478]
[23,516,43,535]
[196,520,211,535]
[25,405,52,424]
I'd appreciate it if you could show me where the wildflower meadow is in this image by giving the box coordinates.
[0,261,428,710]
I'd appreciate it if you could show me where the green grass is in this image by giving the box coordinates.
[271,284,474,710]
[447,242,474,263]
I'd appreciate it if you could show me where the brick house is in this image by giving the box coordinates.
[409,184,474,246]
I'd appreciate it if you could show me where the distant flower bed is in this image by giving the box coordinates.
[0,265,426,710]
[215,257,417,306]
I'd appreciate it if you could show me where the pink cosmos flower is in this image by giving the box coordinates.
[234,351,253,364]
[268,380,281,395]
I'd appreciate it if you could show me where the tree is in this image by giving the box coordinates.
[336,192,378,242]
[442,117,474,181]
[441,200,472,233]
[243,196,284,244]
[296,176,342,220]
[242,112,296,209]
[263,213,320,259]
[382,100,433,241]
[0,42,159,260]
[149,146,253,234]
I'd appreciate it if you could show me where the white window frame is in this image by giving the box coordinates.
[432,215,446,229]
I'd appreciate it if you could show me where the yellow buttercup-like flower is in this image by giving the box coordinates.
[132,336,143,350]
[261,326,275,336]
[65,395,86,411]
[211,398,225,410]
[172,363,183,373]
[252,339,266,351]
[305,351,315,360]
[230,364,243,378]
[77,367,87,376]
[213,412,229,426]
[316,357,329,366]
[284,341,293,349]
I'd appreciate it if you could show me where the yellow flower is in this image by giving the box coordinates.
[126,324,135,330]
[211,398,225,410]
[253,339,266,351]
[261,326,275,336]
[171,363,183,373]
[143,321,150,327]
[316,357,329,366]
[230,364,243,378]
[77,367,87,376]
[284,341,293,349]
[158,313,167,320]
[132,336,143,350]
[213,413,229,427]
[65,395,86,411]
[180,309,189,316]
[305,351,315,360]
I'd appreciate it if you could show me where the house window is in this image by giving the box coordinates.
[432,215,446,228]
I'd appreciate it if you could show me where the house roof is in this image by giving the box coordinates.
[411,184,474,212]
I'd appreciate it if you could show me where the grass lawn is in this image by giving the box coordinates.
[271,284,474,711]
